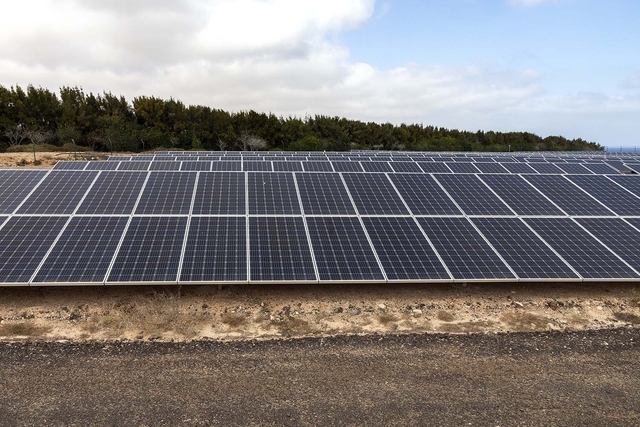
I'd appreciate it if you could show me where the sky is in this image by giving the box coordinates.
[0,0,638,149]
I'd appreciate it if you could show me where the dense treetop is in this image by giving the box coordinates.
[0,84,602,152]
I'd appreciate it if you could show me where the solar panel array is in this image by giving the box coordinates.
[1,149,640,285]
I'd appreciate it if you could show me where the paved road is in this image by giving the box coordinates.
[0,329,638,426]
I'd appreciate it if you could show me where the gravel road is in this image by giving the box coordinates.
[1,329,638,426]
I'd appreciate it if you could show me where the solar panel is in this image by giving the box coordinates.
[524,218,638,279]
[342,173,409,215]
[107,216,187,283]
[362,217,450,280]
[554,164,593,174]
[417,217,515,280]
[434,174,513,215]
[53,161,88,170]
[331,161,363,172]
[472,218,578,279]
[303,161,333,172]
[0,216,68,283]
[180,161,212,171]
[500,163,537,174]
[212,161,242,171]
[273,161,303,172]
[473,163,509,174]
[0,170,47,214]
[306,217,384,281]
[192,172,245,215]
[523,175,614,216]
[479,174,564,215]
[417,162,451,173]
[583,163,619,175]
[76,171,147,215]
[16,171,98,214]
[607,176,640,197]
[85,161,120,171]
[389,162,423,173]
[134,172,196,215]
[249,217,316,282]
[527,163,564,174]
[244,161,272,172]
[179,217,247,283]
[149,161,182,171]
[445,162,480,173]
[389,174,461,215]
[295,173,355,215]
[576,218,640,272]
[117,161,150,171]
[248,172,301,215]
[361,161,393,173]
[567,175,640,216]
[32,217,128,283]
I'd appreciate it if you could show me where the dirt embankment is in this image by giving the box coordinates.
[0,282,638,342]
[0,151,109,168]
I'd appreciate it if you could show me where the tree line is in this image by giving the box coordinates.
[0,84,602,153]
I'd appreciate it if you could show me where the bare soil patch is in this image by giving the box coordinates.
[0,282,639,341]
[0,151,110,168]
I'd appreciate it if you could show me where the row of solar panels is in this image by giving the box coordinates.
[3,170,640,216]
[1,215,640,285]
[55,160,627,175]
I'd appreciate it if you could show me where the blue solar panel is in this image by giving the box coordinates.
[472,218,578,279]
[480,174,564,215]
[244,161,272,172]
[212,161,242,171]
[417,162,451,173]
[249,217,316,282]
[303,161,333,172]
[362,217,450,281]
[524,218,638,279]
[331,161,363,172]
[389,174,461,215]
[295,173,355,215]
[500,163,538,174]
[0,170,47,214]
[76,171,147,215]
[135,172,196,214]
[117,161,150,171]
[576,218,640,273]
[180,217,247,283]
[306,217,384,281]
[0,216,68,283]
[248,173,301,215]
[85,161,120,171]
[608,175,640,197]
[53,161,88,170]
[567,175,640,216]
[192,172,245,215]
[273,161,303,171]
[523,175,614,216]
[180,161,212,171]
[473,163,509,174]
[361,161,393,173]
[445,162,480,173]
[149,161,181,171]
[434,174,513,215]
[107,217,187,283]
[33,216,129,283]
[16,171,98,214]
[389,162,423,173]
[342,173,409,215]
[555,164,593,174]
[527,163,564,174]
[417,217,515,280]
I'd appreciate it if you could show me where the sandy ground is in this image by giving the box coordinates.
[0,151,109,168]
[0,282,638,342]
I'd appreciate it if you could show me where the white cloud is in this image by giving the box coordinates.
[0,0,637,147]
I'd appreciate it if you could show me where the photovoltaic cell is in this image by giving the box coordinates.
[107,216,187,283]
[576,218,640,272]
[567,175,640,216]
[295,173,355,215]
[180,217,247,282]
[180,161,212,171]
[16,171,98,214]
[273,161,303,172]
[0,216,68,283]
[0,170,47,214]
[342,173,409,215]
[389,162,423,173]
[472,218,578,279]
[33,217,128,283]
[249,217,316,282]
[248,173,301,214]
[306,217,384,281]
[331,161,363,172]
[500,163,537,174]
[554,164,593,174]
[524,218,638,279]
[608,176,640,198]
[523,175,613,216]
[135,172,196,214]
[527,163,564,174]
[303,161,333,172]
[361,161,393,173]
[76,171,147,215]
[53,161,88,170]
[434,174,513,215]
[244,161,272,172]
[149,161,181,171]
[362,217,449,280]
[117,161,150,171]
[212,161,241,171]
[192,172,245,215]
[473,163,509,174]
[583,163,619,175]
[445,162,480,173]
[479,174,564,215]
[85,161,120,171]
[417,162,451,173]
[417,217,515,280]
[389,174,461,215]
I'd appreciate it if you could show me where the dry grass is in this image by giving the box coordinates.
[613,312,640,324]
[0,322,51,337]
[221,313,247,328]
[500,311,551,331]
[269,316,312,336]
[377,314,399,325]
[436,310,455,322]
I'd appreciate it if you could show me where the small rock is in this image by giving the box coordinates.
[412,309,423,315]
[201,303,208,309]
[513,301,525,309]
[335,307,343,314]
[377,303,387,310]
[135,334,144,340]
[148,335,161,341]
